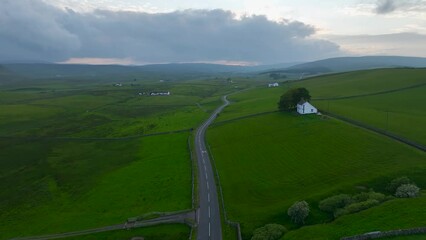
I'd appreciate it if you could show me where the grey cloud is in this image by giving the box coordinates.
[0,0,80,62]
[375,0,426,14]
[0,0,341,64]
[376,0,397,13]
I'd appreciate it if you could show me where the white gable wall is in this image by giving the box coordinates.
[297,102,318,114]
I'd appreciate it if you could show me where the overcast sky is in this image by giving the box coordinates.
[0,0,425,65]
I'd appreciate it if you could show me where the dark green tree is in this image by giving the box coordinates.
[278,88,311,111]
[386,176,411,194]
[287,201,310,225]
[395,184,421,198]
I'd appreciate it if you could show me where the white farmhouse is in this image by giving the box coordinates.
[150,91,171,96]
[297,100,318,115]
[268,83,279,87]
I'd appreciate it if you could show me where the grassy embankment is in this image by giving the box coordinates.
[283,192,426,239]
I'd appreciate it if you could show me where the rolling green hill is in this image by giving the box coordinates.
[273,56,426,75]
[219,68,426,145]
[208,68,426,239]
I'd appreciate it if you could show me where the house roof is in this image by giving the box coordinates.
[297,100,306,105]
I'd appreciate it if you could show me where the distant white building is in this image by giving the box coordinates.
[268,83,279,87]
[297,100,318,115]
[150,91,170,96]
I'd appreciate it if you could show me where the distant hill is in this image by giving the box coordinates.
[0,65,26,86]
[3,63,242,79]
[3,64,142,79]
[5,56,426,79]
[2,62,301,79]
[263,56,426,75]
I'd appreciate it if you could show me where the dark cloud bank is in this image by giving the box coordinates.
[0,0,342,64]
[375,0,426,14]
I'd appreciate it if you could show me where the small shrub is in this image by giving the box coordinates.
[351,192,370,202]
[366,191,387,202]
[319,191,389,218]
[251,224,287,240]
[288,201,310,225]
[387,176,411,193]
[319,194,352,213]
[351,191,386,203]
[395,184,421,198]
[334,199,380,218]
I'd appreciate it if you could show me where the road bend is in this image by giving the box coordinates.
[195,96,229,240]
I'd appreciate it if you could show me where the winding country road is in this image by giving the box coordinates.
[195,95,229,240]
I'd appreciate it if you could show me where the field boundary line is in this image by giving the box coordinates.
[323,111,426,152]
[211,110,279,127]
[187,133,198,240]
[341,226,426,240]
[0,128,193,141]
[314,82,426,101]
[9,210,195,240]
[207,143,242,240]
[187,135,197,210]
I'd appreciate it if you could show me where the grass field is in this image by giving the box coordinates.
[207,112,426,239]
[0,70,257,239]
[283,192,426,240]
[313,85,426,145]
[0,82,227,138]
[299,68,426,98]
[218,68,426,145]
[0,132,192,239]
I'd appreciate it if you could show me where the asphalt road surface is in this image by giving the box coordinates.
[195,96,229,240]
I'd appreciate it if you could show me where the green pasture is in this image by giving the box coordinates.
[207,113,426,239]
[0,133,192,239]
[217,68,426,145]
[0,77,236,138]
[313,85,426,145]
[0,73,240,239]
[300,68,426,98]
[283,192,426,240]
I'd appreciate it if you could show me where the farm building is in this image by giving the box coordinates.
[297,100,318,114]
[150,91,171,96]
[268,83,279,87]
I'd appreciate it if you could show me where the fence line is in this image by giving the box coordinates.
[341,227,426,240]
[0,128,193,141]
[207,144,242,240]
[314,82,426,101]
[323,111,425,152]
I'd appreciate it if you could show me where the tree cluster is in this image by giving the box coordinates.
[316,176,422,220]
[319,191,388,218]
[278,88,311,111]
[251,224,287,240]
